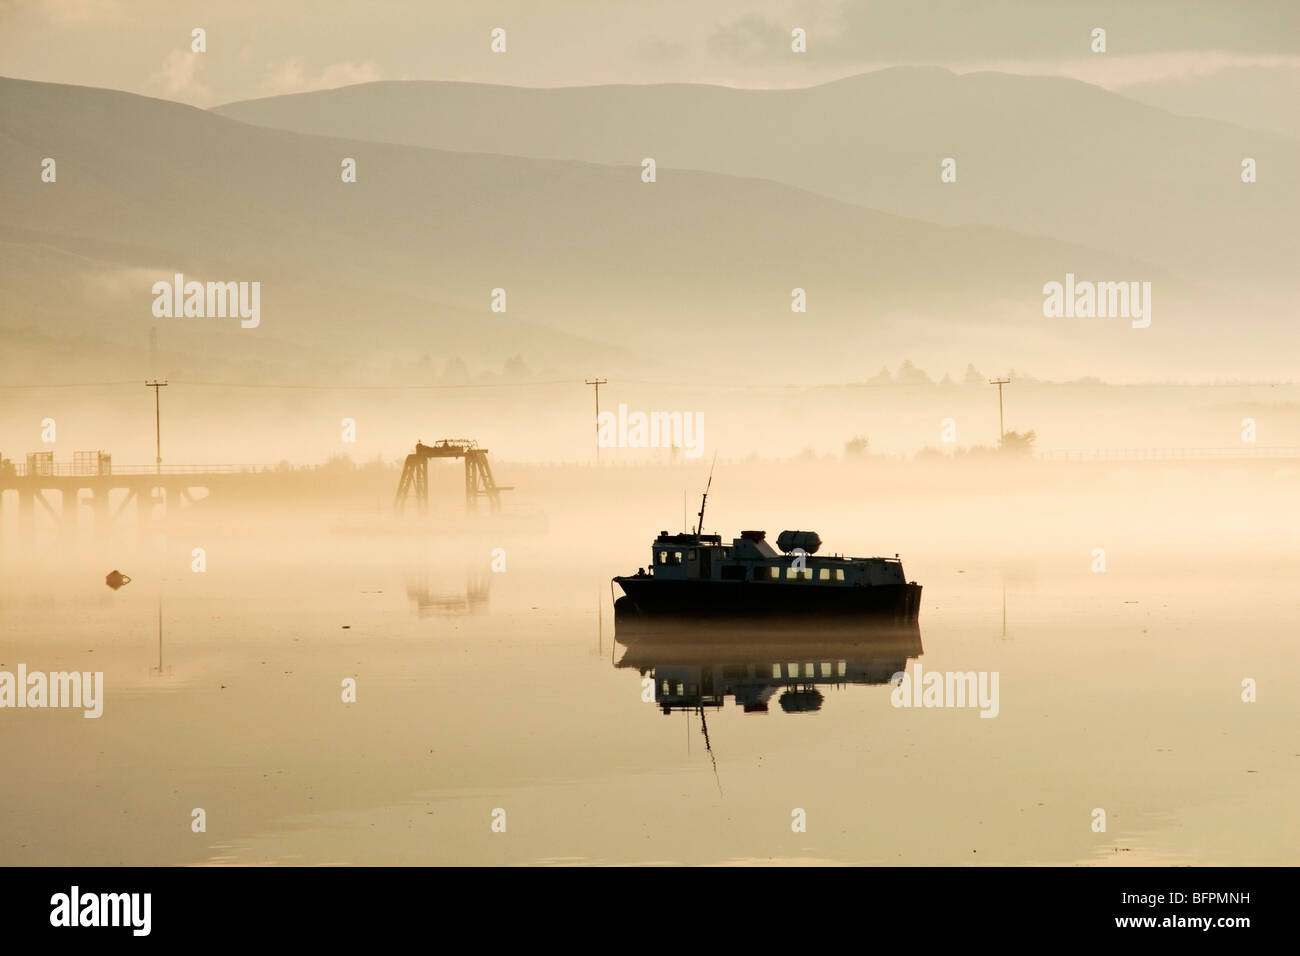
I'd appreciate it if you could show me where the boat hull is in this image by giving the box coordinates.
[613,577,921,621]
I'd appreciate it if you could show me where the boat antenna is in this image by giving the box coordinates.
[695,452,717,536]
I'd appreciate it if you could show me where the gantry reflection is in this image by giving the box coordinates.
[405,567,491,617]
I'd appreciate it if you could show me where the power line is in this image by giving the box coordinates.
[0,379,576,390]
[0,382,142,389]
[172,379,580,390]
[0,377,1293,392]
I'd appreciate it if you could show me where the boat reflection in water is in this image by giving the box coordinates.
[613,615,923,715]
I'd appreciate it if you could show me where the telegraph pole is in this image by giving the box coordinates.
[988,377,1010,446]
[145,380,168,474]
[585,378,607,462]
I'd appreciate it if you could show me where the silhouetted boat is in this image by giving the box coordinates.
[613,528,922,621]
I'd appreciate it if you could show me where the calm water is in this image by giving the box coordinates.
[2,479,1298,866]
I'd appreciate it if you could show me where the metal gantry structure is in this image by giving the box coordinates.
[393,439,509,515]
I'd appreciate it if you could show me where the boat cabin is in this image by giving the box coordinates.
[647,529,906,587]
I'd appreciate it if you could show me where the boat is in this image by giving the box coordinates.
[613,528,921,620]
[611,472,921,621]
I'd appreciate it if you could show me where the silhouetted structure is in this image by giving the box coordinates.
[613,527,922,620]
[393,439,509,515]
[0,452,266,537]
[584,378,607,462]
[988,376,1011,443]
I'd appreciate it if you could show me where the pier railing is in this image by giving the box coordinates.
[6,463,277,478]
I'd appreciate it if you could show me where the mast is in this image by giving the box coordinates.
[698,705,723,796]
[695,452,717,535]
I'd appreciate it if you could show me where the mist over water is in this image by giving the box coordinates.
[3,452,1295,865]
[2,2,1298,874]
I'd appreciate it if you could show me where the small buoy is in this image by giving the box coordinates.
[105,570,132,590]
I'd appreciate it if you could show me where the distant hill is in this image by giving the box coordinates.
[215,67,1300,288]
[1118,64,1300,142]
[0,75,1291,387]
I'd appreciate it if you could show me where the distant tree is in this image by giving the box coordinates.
[441,356,469,383]
[914,445,945,460]
[843,435,870,459]
[963,363,984,385]
[866,365,893,385]
[999,429,1037,455]
[896,359,932,385]
[320,453,357,472]
[503,354,531,380]
[939,372,954,386]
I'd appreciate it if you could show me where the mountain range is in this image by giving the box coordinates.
[0,69,1295,386]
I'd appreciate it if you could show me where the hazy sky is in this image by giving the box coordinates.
[2,0,1298,105]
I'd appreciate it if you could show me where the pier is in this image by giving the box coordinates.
[0,458,274,536]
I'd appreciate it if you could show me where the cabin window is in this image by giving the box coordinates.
[688,549,697,560]
[657,550,683,566]
[771,664,781,678]
[818,568,832,581]
[837,661,847,677]
[834,568,846,581]
[661,681,670,694]
[820,662,831,677]
[786,567,813,581]
[787,663,799,678]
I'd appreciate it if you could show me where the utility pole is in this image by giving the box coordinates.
[988,377,1010,446]
[584,378,607,463]
[145,380,168,474]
